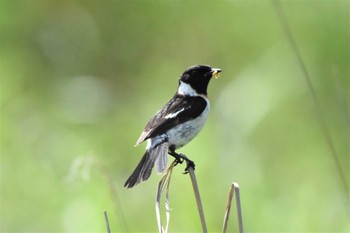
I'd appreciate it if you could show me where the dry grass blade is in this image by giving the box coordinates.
[155,155,209,233]
[155,160,176,233]
[222,184,234,233]
[104,210,111,233]
[222,182,243,233]
[187,164,208,233]
[234,183,243,233]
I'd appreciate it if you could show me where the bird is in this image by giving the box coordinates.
[124,65,222,188]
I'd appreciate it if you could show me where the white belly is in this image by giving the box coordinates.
[166,101,210,149]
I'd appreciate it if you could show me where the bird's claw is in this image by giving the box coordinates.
[168,149,195,173]
[174,157,184,166]
[183,158,195,174]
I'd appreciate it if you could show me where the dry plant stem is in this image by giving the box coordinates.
[104,210,111,233]
[187,165,208,233]
[222,185,234,233]
[222,183,243,233]
[156,161,176,233]
[234,184,243,233]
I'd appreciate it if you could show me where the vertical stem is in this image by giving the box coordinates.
[104,210,111,233]
[222,184,234,233]
[188,167,208,233]
[234,183,244,233]
[222,183,243,233]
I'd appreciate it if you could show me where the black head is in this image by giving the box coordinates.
[179,65,222,95]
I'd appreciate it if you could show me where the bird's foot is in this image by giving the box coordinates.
[183,157,195,174]
[168,152,195,173]
[168,150,184,166]
[168,146,195,173]
[173,157,183,166]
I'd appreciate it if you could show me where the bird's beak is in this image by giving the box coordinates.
[212,68,222,79]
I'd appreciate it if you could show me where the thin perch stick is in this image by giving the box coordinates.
[188,166,208,233]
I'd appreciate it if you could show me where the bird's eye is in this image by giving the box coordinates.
[182,74,190,81]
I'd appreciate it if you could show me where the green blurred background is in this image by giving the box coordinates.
[1,0,349,232]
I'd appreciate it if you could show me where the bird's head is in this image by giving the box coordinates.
[178,65,222,96]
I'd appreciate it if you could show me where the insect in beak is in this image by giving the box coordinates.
[212,68,222,79]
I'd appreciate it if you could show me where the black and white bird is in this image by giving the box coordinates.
[124,65,222,188]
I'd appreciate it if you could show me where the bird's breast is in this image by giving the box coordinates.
[166,99,210,149]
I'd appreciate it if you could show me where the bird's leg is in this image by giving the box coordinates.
[168,145,183,165]
[168,145,195,173]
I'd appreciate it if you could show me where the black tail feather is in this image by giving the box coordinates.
[124,150,154,188]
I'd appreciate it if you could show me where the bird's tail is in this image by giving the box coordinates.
[124,142,168,188]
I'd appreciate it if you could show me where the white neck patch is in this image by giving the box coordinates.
[178,81,197,96]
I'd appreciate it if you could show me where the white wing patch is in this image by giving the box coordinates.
[164,107,186,119]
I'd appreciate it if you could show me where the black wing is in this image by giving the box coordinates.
[136,94,207,145]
